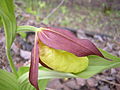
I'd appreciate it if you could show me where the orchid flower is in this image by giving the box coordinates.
[29,27,104,90]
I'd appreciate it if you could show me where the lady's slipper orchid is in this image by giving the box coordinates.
[29,27,104,90]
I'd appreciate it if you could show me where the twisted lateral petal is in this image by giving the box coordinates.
[29,38,39,90]
[37,27,104,57]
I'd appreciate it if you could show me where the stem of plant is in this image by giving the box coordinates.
[6,48,18,78]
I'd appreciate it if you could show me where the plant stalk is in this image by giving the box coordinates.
[6,48,18,78]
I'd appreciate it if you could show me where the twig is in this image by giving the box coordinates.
[95,76,120,87]
[46,88,55,90]
[101,79,120,87]
[42,0,65,22]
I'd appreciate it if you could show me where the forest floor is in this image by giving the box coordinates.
[0,1,120,90]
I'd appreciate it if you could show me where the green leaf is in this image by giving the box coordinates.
[18,66,76,90]
[0,0,17,48]
[0,69,19,90]
[18,67,30,77]
[19,49,120,80]
[0,17,3,27]
[0,0,18,78]
[18,49,120,89]
[18,67,76,89]
[18,67,50,90]
[18,68,76,82]
[17,66,46,77]
[38,79,49,90]
[18,78,49,90]
[19,32,27,39]
[76,49,120,78]
[17,26,39,32]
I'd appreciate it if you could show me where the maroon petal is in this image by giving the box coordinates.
[38,27,104,57]
[39,59,52,70]
[29,38,39,90]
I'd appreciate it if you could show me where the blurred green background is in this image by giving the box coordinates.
[15,0,120,37]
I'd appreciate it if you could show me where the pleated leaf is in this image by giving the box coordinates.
[0,0,17,48]
[19,49,120,90]
[0,69,19,90]
[76,49,120,78]
[18,67,49,90]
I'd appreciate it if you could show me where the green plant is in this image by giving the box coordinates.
[39,1,46,9]
[60,6,68,14]
[0,0,120,90]
[61,17,70,26]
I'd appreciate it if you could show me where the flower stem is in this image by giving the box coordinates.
[6,48,18,78]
